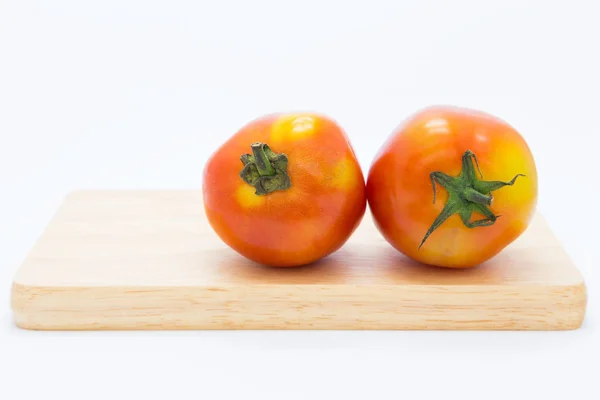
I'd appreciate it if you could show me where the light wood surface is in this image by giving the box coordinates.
[11,190,587,330]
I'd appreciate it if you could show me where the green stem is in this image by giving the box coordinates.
[462,187,492,206]
[251,142,276,176]
[419,150,524,250]
[239,142,291,196]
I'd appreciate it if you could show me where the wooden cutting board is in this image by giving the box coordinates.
[11,190,587,330]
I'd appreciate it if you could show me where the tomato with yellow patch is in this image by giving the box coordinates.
[203,112,366,267]
[367,106,538,268]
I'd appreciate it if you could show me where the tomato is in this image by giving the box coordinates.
[203,112,366,267]
[367,106,538,268]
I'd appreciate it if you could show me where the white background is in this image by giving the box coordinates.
[1,1,599,399]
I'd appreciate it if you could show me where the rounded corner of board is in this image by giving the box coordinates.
[12,316,39,331]
[548,280,588,331]
[11,281,37,315]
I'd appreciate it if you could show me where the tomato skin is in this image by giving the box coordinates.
[203,112,366,267]
[367,106,538,268]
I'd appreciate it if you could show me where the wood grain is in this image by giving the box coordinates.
[11,190,587,330]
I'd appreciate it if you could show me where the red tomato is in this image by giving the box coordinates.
[367,106,538,268]
[203,113,366,267]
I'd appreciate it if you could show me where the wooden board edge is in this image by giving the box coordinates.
[11,281,588,331]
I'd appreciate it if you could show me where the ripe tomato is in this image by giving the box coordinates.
[367,106,538,268]
[203,112,366,267]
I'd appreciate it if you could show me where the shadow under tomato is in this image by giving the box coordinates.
[193,240,515,286]
[377,246,511,285]
[196,247,355,285]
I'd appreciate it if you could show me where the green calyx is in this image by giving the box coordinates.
[239,142,291,196]
[419,150,525,250]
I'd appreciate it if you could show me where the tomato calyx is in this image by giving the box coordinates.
[239,142,292,196]
[419,150,525,250]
